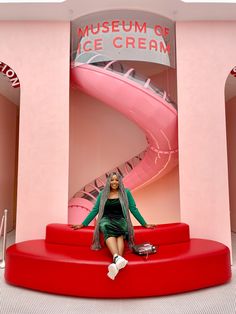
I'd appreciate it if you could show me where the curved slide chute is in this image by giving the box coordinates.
[69,54,178,225]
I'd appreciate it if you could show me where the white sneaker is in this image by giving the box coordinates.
[114,255,128,270]
[107,263,119,280]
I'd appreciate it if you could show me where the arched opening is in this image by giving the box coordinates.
[68,9,179,226]
[0,61,20,239]
[69,59,179,225]
[225,66,236,262]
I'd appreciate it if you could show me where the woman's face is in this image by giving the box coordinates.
[110,174,119,190]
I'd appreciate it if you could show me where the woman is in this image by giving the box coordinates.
[71,172,156,280]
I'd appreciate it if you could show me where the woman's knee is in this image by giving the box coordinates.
[99,217,110,230]
[99,221,110,233]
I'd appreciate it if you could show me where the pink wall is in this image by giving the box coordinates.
[226,96,236,232]
[176,21,234,251]
[69,88,146,198]
[132,168,180,225]
[0,21,70,242]
[69,84,180,224]
[0,93,18,232]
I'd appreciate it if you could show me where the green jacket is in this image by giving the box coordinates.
[82,188,147,226]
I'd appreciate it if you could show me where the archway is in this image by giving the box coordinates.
[225,66,236,262]
[68,10,179,226]
[0,61,20,234]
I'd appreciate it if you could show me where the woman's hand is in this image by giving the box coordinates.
[70,224,84,230]
[144,224,156,229]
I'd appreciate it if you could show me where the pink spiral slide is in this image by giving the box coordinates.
[69,54,178,224]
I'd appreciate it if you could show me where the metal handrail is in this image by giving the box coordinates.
[0,209,8,269]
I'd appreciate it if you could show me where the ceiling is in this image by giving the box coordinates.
[0,0,236,105]
[1,0,236,21]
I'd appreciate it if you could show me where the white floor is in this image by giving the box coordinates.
[0,232,236,314]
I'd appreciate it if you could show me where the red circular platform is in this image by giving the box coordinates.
[5,223,231,298]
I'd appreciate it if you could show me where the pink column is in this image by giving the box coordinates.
[176,21,235,252]
[0,21,70,242]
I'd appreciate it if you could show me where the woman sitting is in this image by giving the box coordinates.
[71,172,156,280]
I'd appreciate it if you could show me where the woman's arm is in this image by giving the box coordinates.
[71,191,102,229]
[126,189,156,228]
[126,189,147,226]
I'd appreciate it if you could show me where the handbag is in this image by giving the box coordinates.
[132,242,157,259]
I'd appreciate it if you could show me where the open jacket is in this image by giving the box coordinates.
[82,188,147,227]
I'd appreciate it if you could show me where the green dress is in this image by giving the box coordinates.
[82,188,147,241]
[99,198,128,241]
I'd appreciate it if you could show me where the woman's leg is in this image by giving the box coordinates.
[105,237,119,256]
[105,236,125,256]
[106,236,127,280]
[105,237,120,280]
[117,236,125,256]
[100,218,128,279]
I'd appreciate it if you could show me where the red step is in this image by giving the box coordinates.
[5,223,231,298]
[46,222,190,247]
